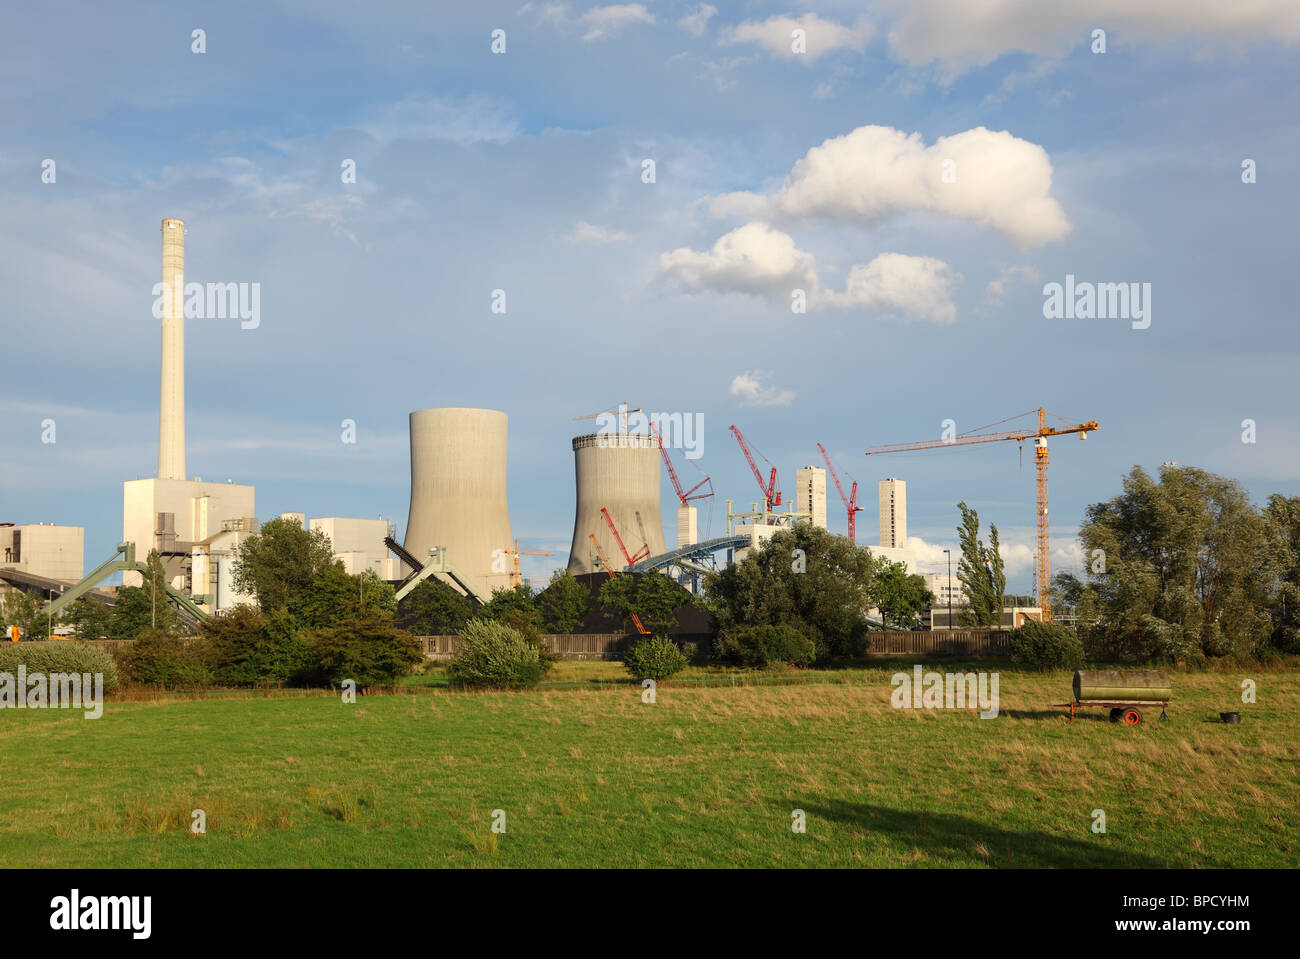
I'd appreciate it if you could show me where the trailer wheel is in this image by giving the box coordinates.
[1122,707,1143,726]
[1109,708,1123,722]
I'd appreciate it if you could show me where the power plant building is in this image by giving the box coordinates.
[122,219,256,591]
[567,432,666,574]
[310,516,401,579]
[404,408,513,598]
[796,466,828,529]
[0,523,84,582]
[879,478,907,549]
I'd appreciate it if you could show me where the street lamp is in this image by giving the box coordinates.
[943,549,952,632]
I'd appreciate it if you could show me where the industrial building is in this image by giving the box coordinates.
[122,219,257,595]
[879,478,907,549]
[0,522,84,582]
[404,407,514,598]
[567,431,666,575]
[309,516,401,579]
[795,466,828,529]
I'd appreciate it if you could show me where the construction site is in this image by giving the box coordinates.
[1,219,1098,635]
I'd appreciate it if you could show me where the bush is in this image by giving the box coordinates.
[201,606,315,687]
[118,630,212,688]
[0,640,120,691]
[622,635,689,682]
[306,616,425,690]
[714,624,816,668]
[445,618,544,689]
[1009,621,1086,670]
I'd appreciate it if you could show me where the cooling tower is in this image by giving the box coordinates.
[404,408,513,599]
[567,432,667,575]
[159,218,186,480]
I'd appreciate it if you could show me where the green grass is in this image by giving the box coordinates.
[1,663,1296,867]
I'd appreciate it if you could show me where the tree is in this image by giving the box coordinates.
[703,524,875,661]
[1065,464,1281,661]
[397,578,474,635]
[537,569,592,633]
[598,572,693,636]
[63,597,113,640]
[305,616,424,690]
[1264,494,1300,654]
[1,589,45,640]
[478,583,540,638]
[231,517,339,619]
[298,564,396,632]
[142,549,178,634]
[955,502,1006,627]
[106,587,155,640]
[870,556,933,629]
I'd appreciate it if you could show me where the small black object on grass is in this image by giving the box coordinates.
[1220,712,1242,724]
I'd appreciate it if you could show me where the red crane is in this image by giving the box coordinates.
[600,507,649,566]
[729,425,781,511]
[817,443,861,543]
[649,423,713,505]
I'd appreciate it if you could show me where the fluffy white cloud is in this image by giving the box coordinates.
[659,222,818,297]
[659,224,958,322]
[566,221,631,244]
[678,4,717,38]
[876,0,1300,73]
[822,252,959,324]
[579,4,655,41]
[722,13,871,60]
[729,370,796,408]
[708,124,1071,249]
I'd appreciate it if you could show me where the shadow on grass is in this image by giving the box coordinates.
[999,708,1107,722]
[797,800,1175,868]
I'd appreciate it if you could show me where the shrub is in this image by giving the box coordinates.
[445,618,544,689]
[714,624,816,668]
[118,630,212,688]
[623,635,688,682]
[0,640,120,691]
[306,616,425,690]
[1009,621,1086,670]
[201,605,315,687]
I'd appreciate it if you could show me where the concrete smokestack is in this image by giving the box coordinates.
[404,408,513,598]
[158,218,186,481]
[567,432,666,575]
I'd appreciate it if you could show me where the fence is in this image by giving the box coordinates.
[865,629,1011,658]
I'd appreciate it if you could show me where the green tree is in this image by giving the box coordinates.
[955,502,1006,627]
[870,556,933,629]
[537,569,592,633]
[1064,464,1281,661]
[298,564,396,632]
[703,524,875,662]
[1,589,45,640]
[231,516,340,619]
[397,578,474,635]
[1264,494,1300,654]
[598,572,692,636]
[106,587,154,640]
[478,583,540,637]
[305,615,424,690]
[141,549,178,634]
[63,597,113,640]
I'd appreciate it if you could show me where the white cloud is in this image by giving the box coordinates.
[708,125,1070,249]
[659,222,818,297]
[984,264,1039,304]
[659,224,958,322]
[876,0,1300,74]
[362,94,519,144]
[729,371,795,408]
[579,4,655,41]
[722,14,872,61]
[566,221,632,244]
[822,252,959,324]
[678,4,717,38]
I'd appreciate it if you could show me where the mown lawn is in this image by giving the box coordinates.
[1,663,1296,867]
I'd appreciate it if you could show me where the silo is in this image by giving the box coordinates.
[567,432,666,575]
[404,408,513,599]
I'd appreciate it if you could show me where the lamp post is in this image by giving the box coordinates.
[944,549,952,632]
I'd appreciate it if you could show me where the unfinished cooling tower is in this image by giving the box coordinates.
[404,408,513,598]
[567,432,667,575]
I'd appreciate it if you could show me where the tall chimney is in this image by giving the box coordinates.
[159,218,186,481]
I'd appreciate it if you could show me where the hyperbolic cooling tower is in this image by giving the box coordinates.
[159,218,186,481]
[404,408,513,598]
[567,432,667,575]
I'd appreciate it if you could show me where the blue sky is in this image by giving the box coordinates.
[2,1,1298,591]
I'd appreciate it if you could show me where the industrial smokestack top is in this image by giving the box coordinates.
[404,408,513,599]
[158,218,187,481]
[567,431,666,575]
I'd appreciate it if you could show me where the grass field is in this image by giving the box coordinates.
[1,662,1297,867]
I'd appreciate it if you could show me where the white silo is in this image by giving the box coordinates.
[404,408,513,599]
[567,432,666,575]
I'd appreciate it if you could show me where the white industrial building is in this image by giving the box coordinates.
[0,523,85,582]
[879,478,906,549]
[122,478,256,589]
[796,466,827,529]
[309,516,401,580]
[919,571,968,609]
